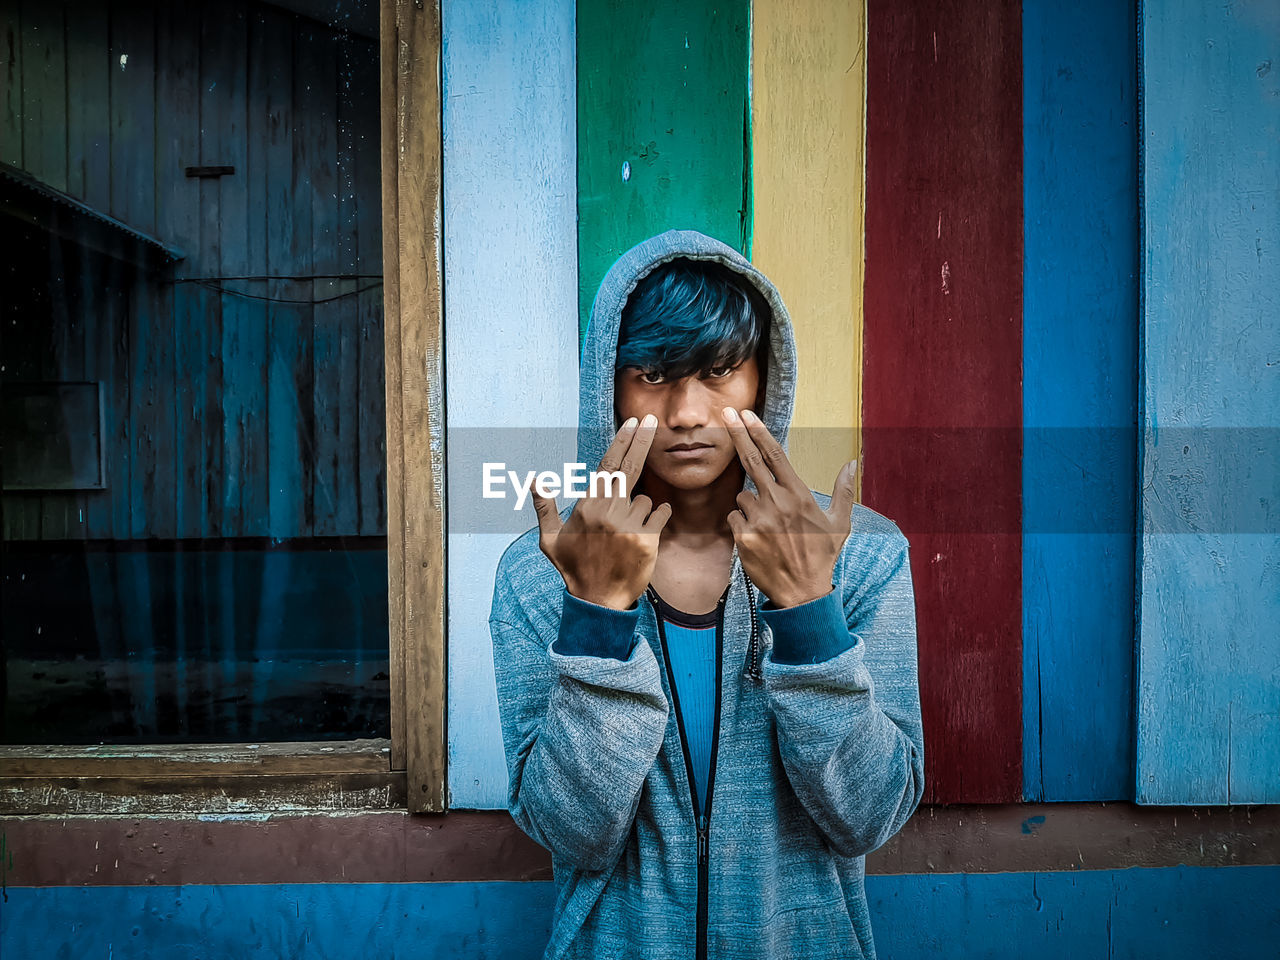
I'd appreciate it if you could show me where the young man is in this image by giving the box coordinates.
[490,229,924,960]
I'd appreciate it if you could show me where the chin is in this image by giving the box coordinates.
[648,456,736,492]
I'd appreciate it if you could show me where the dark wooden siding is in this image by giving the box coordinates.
[1,0,384,541]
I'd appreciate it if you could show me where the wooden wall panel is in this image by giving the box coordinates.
[19,0,67,192]
[750,0,866,495]
[864,0,1024,803]
[576,0,751,341]
[441,0,580,809]
[1021,0,1139,802]
[1136,0,1280,804]
[2,0,384,543]
[1,6,21,167]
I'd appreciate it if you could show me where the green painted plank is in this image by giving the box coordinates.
[576,0,752,341]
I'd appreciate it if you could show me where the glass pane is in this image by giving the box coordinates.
[0,1,388,743]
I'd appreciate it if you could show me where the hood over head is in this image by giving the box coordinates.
[578,229,798,472]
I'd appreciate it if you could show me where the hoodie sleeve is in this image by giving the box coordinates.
[759,532,925,858]
[490,576,669,873]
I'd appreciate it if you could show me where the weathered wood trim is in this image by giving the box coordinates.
[0,772,406,816]
[380,0,408,775]
[384,0,447,811]
[3,803,1278,886]
[0,739,392,778]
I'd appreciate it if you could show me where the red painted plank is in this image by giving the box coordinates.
[863,0,1024,803]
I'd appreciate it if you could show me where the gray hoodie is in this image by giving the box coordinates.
[489,229,925,959]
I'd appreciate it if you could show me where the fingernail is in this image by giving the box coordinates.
[622,417,638,429]
[722,407,739,423]
[641,413,657,428]
[741,409,758,425]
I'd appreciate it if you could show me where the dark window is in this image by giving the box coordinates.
[1,0,387,744]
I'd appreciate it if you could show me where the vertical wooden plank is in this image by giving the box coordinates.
[108,0,171,540]
[864,0,1024,803]
[83,252,131,539]
[39,238,84,539]
[352,41,385,538]
[192,3,225,540]
[380,0,406,771]
[442,0,580,808]
[19,0,66,190]
[750,0,866,496]
[259,10,305,541]
[1,5,21,167]
[108,0,155,234]
[309,25,356,537]
[1137,0,1280,804]
[393,0,445,810]
[65,0,110,207]
[209,3,267,538]
[159,0,206,539]
[1022,0,1138,801]
[576,0,751,341]
[290,13,319,537]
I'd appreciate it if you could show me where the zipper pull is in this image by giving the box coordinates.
[697,814,707,865]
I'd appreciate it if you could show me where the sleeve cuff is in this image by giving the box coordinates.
[758,588,855,665]
[551,589,641,661]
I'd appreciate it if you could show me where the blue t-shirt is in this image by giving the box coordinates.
[649,586,726,817]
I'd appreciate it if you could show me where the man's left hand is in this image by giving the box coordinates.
[721,407,858,608]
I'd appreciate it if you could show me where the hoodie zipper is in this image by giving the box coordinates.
[648,585,727,960]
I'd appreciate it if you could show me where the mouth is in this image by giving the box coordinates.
[665,442,716,459]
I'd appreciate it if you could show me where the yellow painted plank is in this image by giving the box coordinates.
[750,0,866,497]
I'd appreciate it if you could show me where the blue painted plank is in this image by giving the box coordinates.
[1021,0,1139,800]
[441,0,581,808]
[4,868,1278,960]
[1137,0,1280,804]
[869,866,1280,960]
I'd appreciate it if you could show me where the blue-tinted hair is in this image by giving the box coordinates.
[615,257,770,381]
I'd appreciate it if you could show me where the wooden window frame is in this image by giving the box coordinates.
[0,0,447,816]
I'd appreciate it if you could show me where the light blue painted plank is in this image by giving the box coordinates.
[1021,0,1139,800]
[441,0,580,808]
[1137,0,1280,804]
[4,868,1278,960]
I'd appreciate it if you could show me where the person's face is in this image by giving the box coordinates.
[614,355,763,491]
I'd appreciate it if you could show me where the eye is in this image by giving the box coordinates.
[638,369,667,384]
[705,364,735,379]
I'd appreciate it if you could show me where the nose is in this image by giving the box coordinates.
[664,376,715,431]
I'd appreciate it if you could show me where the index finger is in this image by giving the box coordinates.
[721,407,775,488]
[740,409,804,488]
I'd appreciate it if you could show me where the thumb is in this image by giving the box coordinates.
[531,490,564,542]
[827,459,858,524]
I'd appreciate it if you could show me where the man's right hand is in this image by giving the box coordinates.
[531,414,673,610]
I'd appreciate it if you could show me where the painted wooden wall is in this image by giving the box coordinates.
[1021,0,1138,801]
[442,0,580,809]
[1,0,383,542]
[863,0,1025,803]
[1136,0,1280,804]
